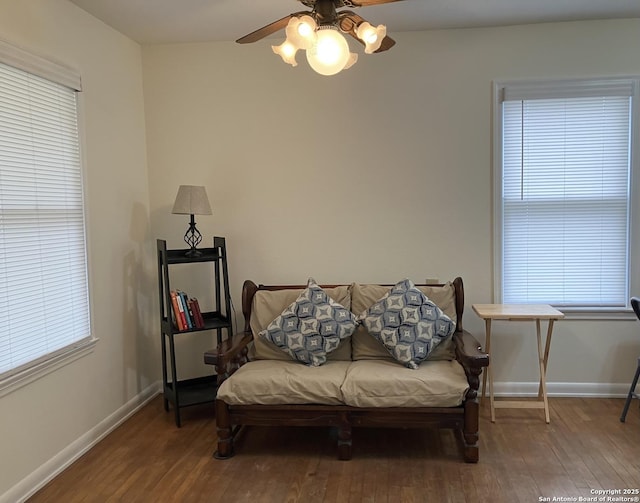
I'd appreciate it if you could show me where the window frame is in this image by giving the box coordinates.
[0,40,96,397]
[492,76,640,319]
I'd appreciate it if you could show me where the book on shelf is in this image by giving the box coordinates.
[170,290,185,331]
[189,298,205,328]
[170,289,207,331]
[195,298,206,328]
[177,291,193,329]
[170,289,189,331]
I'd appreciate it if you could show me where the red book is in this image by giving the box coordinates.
[191,298,205,328]
[187,299,200,328]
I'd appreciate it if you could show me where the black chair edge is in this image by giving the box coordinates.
[620,297,640,422]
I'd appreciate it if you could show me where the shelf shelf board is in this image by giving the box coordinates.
[162,311,231,335]
[165,375,217,408]
[165,247,221,264]
[202,311,232,329]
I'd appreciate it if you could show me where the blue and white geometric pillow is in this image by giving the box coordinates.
[358,278,456,369]
[259,278,358,366]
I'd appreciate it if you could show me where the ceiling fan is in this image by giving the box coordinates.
[236,0,403,76]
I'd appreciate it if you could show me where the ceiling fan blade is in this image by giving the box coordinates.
[339,12,396,53]
[236,12,306,44]
[374,34,396,52]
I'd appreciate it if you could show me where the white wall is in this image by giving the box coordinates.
[143,19,640,392]
[0,0,154,499]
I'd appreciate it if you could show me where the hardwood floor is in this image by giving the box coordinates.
[28,396,640,502]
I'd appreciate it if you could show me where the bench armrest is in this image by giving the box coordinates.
[453,330,489,400]
[453,330,489,370]
[204,331,252,367]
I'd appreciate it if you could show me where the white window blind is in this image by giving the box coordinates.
[497,78,637,308]
[0,58,91,381]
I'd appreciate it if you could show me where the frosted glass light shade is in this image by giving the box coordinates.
[344,52,358,70]
[356,22,386,54]
[172,185,212,215]
[286,15,317,50]
[306,28,350,76]
[272,40,299,66]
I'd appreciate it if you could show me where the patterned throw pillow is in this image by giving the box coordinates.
[259,278,358,366]
[358,279,455,369]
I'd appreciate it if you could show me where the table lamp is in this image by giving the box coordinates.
[171,185,212,257]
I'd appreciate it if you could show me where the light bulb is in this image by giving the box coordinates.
[297,18,314,38]
[356,22,386,54]
[306,28,350,76]
[361,26,378,43]
[272,40,298,66]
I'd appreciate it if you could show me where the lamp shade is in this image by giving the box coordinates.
[285,15,317,50]
[272,40,299,66]
[171,185,212,215]
[356,22,386,54]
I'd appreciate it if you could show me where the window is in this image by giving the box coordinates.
[0,42,93,391]
[493,78,639,311]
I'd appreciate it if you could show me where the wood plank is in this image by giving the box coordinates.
[493,400,545,409]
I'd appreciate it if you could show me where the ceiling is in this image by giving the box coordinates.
[68,0,640,45]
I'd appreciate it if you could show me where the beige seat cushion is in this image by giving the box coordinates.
[340,359,469,408]
[248,285,352,362]
[217,360,351,405]
[350,283,458,361]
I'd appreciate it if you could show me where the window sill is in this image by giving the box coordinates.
[0,337,98,399]
[556,308,636,321]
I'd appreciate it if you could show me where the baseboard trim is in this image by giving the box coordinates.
[1,381,162,503]
[488,381,633,398]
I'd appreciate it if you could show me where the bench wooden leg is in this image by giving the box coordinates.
[463,399,479,463]
[337,416,352,460]
[214,400,234,459]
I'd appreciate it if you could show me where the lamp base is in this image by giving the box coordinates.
[185,247,202,258]
[183,214,203,256]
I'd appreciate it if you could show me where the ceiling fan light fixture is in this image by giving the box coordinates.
[236,0,399,76]
[272,40,299,66]
[356,22,386,54]
[306,27,351,76]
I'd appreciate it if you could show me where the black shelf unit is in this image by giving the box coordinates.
[157,237,232,427]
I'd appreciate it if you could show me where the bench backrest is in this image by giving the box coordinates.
[241,278,465,362]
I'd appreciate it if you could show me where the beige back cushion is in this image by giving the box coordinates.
[248,285,352,361]
[350,282,458,361]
